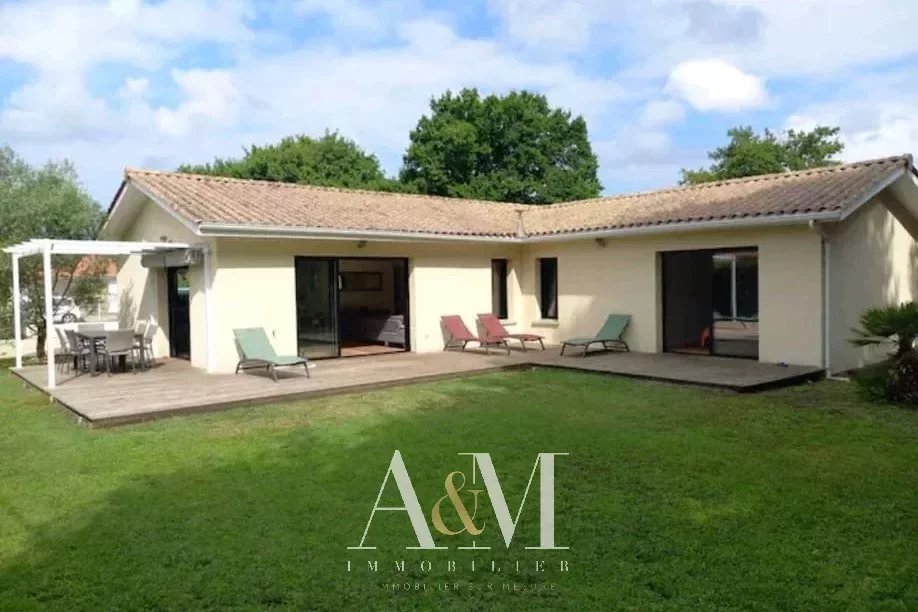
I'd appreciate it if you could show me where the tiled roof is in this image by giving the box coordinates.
[121,155,913,240]
[124,170,526,237]
[523,155,912,236]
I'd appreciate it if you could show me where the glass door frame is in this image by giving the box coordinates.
[660,246,758,359]
[294,256,341,360]
[710,247,758,360]
[166,266,191,359]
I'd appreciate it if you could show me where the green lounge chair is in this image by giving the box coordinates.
[560,315,631,356]
[234,327,310,381]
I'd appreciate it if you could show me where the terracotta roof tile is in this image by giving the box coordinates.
[122,155,912,239]
[125,170,526,237]
[524,155,912,235]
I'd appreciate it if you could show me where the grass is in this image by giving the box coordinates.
[0,364,916,611]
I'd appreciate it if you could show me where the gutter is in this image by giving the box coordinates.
[198,223,523,244]
[197,223,522,243]
[199,211,842,244]
[810,219,833,375]
[523,211,842,243]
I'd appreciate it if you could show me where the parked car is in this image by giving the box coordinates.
[52,296,84,324]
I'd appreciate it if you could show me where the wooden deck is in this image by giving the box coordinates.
[10,349,823,427]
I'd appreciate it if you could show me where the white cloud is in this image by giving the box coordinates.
[0,0,252,73]
[155,70,242,137]
[0,3,636,201]
[118,77,150,100]
[487,0,599,52]
[1,0,917,206]
[490,0,918,80]
[665,59,767,111]
[787,105,918,162]
[640,99,685,127]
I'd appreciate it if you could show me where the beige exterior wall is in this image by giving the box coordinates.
[114,197,850,374]
[114,198,207,366]
[518,225,824,367]
[208,238,522,373]
[828,198,918,372]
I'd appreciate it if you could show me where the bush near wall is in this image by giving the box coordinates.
[851,354,918,407]
[0,302,12,340]
[850,302,918,407]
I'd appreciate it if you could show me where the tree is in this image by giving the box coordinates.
[400,89,601,204]
[0,147,105,360]
[681,126,844,185]
[179,131,400,191]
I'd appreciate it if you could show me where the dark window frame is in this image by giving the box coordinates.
[491,259,509,319]
[538,257,558,320]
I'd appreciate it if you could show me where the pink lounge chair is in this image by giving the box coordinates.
[441,315,509,355]
[476,313,545,352]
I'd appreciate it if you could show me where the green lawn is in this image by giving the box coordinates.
[0,366,916,611]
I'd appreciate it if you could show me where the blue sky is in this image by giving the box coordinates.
[1,0,917,204]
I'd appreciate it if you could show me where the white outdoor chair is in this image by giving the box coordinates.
[141,322,157,367]
[102,329,137,375]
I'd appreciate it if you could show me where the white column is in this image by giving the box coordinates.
[11,253,22,369]
[203,246,216,372]
[42,242,56,389]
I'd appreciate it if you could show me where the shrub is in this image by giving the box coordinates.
[850,354,918,406]
[888,351,918,406]
[850,302,918,359]
[850,360,895,402]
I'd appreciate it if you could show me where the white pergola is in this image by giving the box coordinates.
[4,239,201,389]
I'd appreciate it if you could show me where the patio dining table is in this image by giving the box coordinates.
[75,329,145,375]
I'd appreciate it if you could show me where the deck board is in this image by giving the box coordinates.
[10,348,823,426]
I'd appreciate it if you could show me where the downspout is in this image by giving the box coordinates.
[202,244,216,373]
[822,230,831,375]
[811,220,841,378]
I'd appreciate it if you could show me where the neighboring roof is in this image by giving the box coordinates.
[111,155,915,241]
[66,256,119,278]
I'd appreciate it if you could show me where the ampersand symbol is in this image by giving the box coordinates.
[431,471,485,536]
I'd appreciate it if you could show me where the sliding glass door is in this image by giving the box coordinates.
[711,250,759,358]
[294,258,339,359]
[662,247,759,359]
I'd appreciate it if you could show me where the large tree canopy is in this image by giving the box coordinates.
[681,126,845,184]
[178,132,398,191]
[0,146,105,358]
[400,89,601,204]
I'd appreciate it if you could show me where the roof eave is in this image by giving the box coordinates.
[523,211,843,243]
[197,223,522,243]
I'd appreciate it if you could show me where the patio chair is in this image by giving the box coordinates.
[476,313,545,351]
[233,327,310,382]
[54,327,73,373]
[102,329,138,375]
[441,315,509,355]
[65,328,91,373]
[560,314,631,356]
[139,322,157,367]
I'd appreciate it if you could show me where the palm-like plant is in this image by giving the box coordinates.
[850,302,918,359]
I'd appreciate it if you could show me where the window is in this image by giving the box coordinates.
[712,251,758,321]
[538,258,558,320]
[491,259,509,319]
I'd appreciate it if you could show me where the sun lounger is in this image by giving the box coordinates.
[560,314,630,356]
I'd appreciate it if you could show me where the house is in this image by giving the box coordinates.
[101,154,918,375]
[53,257,121,319]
